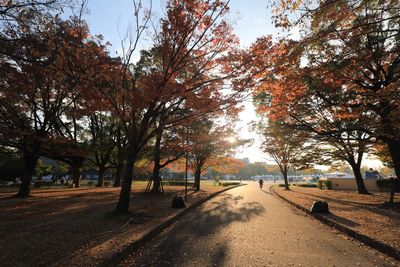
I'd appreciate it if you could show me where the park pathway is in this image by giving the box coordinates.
[120,182,397,266]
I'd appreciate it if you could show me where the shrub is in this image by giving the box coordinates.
[325,180,332,190]
[162,181,195,186]
[278,183,290,187]
[317,180,332,190]
[87,181,94,187]
[219,182,240,187]
[296,183,317,188]
[34,181,41,188]
[104,181,111,187]
[376,179,392,188]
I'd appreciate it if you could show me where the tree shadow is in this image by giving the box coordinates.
[324,213,360,227]
[128,193,265,266]
[261,189,272,195]
[298,191,400,220]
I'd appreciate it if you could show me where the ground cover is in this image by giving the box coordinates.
[0,181,233,266]
[272,186,400,251]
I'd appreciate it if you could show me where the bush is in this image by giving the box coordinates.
[296,183,318,188]
[317,180,332,190]
[87,181,94,187]
[278,183,290,187]
[33,180,52,188]
[219,182,240,187]
[376,178,400,191]
[376,179,393,188]
[104,181,111,187]
[162,181,195,186]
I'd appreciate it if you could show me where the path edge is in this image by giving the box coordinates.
[270,185,400,261]
[99,184,244,266]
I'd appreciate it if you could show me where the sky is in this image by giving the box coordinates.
[84,0,383,169]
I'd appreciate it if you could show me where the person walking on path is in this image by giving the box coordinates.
[258,178,264,189]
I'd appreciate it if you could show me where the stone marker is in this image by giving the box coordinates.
[310,201,329,213]
[171,195,186,208]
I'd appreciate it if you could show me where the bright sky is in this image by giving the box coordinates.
[85,0,275,163]
[85,0,383,168]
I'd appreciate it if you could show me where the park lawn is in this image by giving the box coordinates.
[0,180,228,266]
[272,185,400,251]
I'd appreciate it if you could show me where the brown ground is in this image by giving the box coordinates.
[272,185,400,251]
[0,181,226,267]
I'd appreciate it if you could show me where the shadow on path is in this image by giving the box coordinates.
[325,213,360,227]
[127,193,265,266]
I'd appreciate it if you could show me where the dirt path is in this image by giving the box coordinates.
[120,182,398,266]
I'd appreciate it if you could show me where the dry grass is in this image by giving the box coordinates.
[0,181,227,266]
[273,186,400,249]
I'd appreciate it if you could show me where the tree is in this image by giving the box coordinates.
[148,124,185,193]
[187,118,244,190]
[238,162,268,178]
[258,119,316,190]
[273,0,400,179]
[249,36,374,194]
[34,159,52,178]
[87,112,116,187]
[0,11,89,196]
[0,147,23,181]
[105,0,247,213]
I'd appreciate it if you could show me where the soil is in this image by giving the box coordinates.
[272,185,400,251]
[0,181,223,266]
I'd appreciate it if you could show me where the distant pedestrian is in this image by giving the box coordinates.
[258,178,264,189]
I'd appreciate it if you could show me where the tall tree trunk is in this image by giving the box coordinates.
[194,167,201,191]
[115,149,137,213]
[151,162,161,193]
[113,162,124,187]
[16,148,39,198]
[349,162,369,194]
[282,167,289,190]
[72,160,83,188]
[380,111,400,178]
[96,166,106,187]
[151,129,163,193]
[387,140,400,179]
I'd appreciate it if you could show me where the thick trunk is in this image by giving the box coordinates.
[115,149,136,213]
[151,129,163,193]
[151,163,161,193]
[282,169,289,190]
[194,168,201,191]
[387,140,400,179]
[349,162,369,194]
[96,166,106,187]
[113,163,124,187]
[16,149,39,198]
[72,161,83,188]
[380,111,400,178]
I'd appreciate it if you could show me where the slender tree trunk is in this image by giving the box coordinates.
[387,140,400,179]
[113,162,124,187]
[380,112,400,178]
[282,167,289,190]
[151,129,163,193]
[72,160,83,188]
[96,166,106,187]
[349,162,369,194]
[115,149,137,213]
[16,149,39,198]
[151,162,161,193]
[194,167,201,191]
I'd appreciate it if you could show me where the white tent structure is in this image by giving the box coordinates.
[321,172,354,179]
[320,172,380,191]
